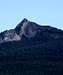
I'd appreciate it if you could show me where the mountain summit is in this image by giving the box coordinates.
[0,18,63,43]
[0,18,36,43]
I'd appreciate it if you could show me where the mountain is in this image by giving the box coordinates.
[0,18,63,43]
[0,18,63,75]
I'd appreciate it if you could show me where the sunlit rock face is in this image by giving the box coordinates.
[0,29,21,43]
[4,30,21,42]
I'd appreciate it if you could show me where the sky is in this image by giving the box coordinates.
[0,0,63,32]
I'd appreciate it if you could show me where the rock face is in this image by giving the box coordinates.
[0,18,63,74]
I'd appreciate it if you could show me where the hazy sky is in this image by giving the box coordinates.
[0,0,63,32]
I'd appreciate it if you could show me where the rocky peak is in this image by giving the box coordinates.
[15,18,28,34]
[21,18,28,24]
[0,18,38,43]
[15,18,38,38]
[20,21,38,38]
[0,18,63,43]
